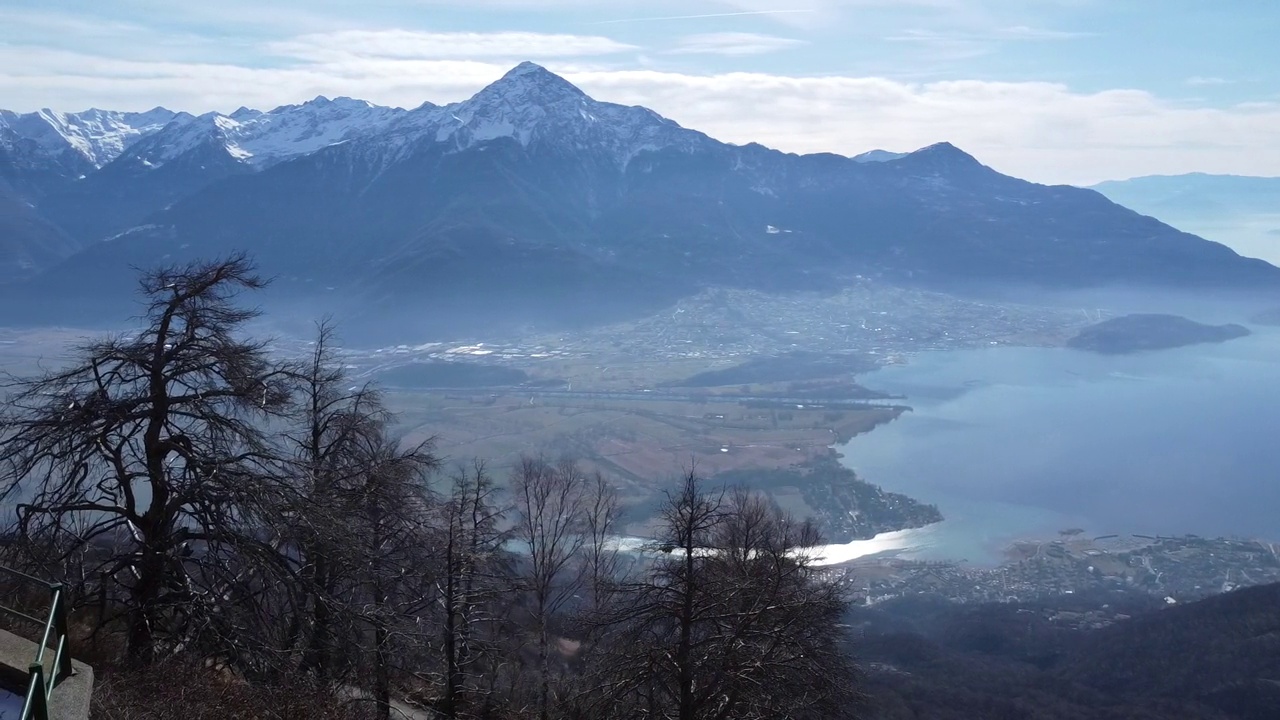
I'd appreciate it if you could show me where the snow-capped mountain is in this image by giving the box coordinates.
[0,123,85,280]
[116,96,405,170]
[1,95,407,247]
[0,96,405,175]
[2,63,705,185]
[404,62,701,165]
[0,123,44,170]
[1,61,1277,338]
[0,107,176,168]
[334,62,708,174]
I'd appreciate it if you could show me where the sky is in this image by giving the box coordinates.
[1,0,1277,185]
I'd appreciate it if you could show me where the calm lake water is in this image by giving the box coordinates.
[831,327,1280,565]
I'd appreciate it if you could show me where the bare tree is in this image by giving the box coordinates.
[512,456,592,720]
[699,488,863,720]
[0,255,294,666]
[352,433,437,720]
[280,320,390,681]
[666,469,726,720]
[587,472,863,720]
[561,471,624,720]
[432,460,510,719]
[273,320,443,715]
[580,470,622,624]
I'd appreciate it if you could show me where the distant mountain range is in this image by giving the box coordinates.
[2,62,1277,341]
[1090,174,1280,265]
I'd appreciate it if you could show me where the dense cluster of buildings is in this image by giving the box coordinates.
[844,534,1280,609]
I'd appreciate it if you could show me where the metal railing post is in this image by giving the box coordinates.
[0,565,76,719]
[26,663,49,720]
[49,583,72,681]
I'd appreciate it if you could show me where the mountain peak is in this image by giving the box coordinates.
[403,60,698,162]
[911,141,977,161]
[421,61,594,148]
[509,60,543,73]
[481,62,587,102]
[895,141,986,174]
[505,61,555,79]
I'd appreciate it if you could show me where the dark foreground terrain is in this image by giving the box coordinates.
[854,583,1280,719]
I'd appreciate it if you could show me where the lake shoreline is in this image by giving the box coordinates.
[829,330,1280,565]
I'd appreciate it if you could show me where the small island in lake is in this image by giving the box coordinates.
[1067,313,1250,355]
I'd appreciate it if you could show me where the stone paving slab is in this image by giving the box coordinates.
[0,628,92,720]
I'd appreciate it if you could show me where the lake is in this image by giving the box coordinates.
[828,327,1280,565]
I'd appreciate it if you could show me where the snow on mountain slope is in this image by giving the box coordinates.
[121,96,405,169]
[3,62,937,196]
[6,63,703,179]
[378,62,707,168]
[0,107,176,167]
[854,149,908,163]
[228,96,404,163]
[0,123,32,161]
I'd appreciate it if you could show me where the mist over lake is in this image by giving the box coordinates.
[836,327,1280,564]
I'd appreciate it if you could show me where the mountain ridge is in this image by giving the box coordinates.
[1,62,1277,340]
[0,106,177,169]
[1089,173,1280,265]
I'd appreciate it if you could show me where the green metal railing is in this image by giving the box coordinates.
[0,566,73,720]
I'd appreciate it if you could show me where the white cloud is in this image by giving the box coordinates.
[669,32,806,56]
[1186,76,1233,87]
[568,70,1280,185]
[0,47,510,109]
[884,29,994,61]
[266,30,637,62]
[591,10,817,25]
[994,25,1093,40]
[889,25,1091,45]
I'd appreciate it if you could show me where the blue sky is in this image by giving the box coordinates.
[1,0,1277,184]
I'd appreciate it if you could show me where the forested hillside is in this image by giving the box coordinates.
[856,585,1280,719]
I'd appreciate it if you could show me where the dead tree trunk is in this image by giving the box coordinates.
[0,255,295,667]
